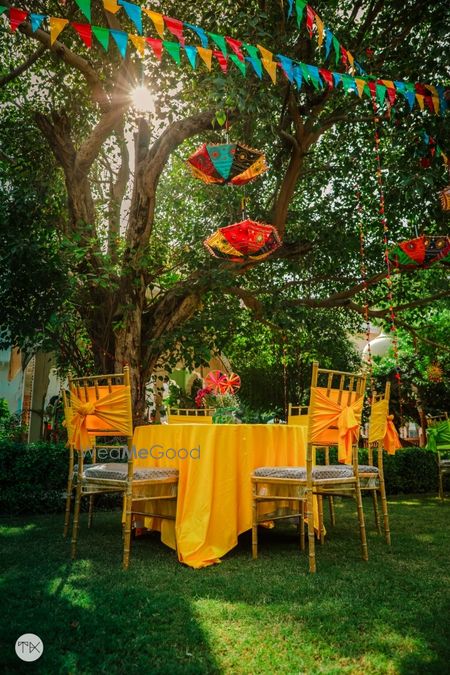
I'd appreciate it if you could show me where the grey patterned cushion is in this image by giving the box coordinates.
[83,463,179,481]
[253,465,354,480]
[358,464,379,474]
[440,459,450,467]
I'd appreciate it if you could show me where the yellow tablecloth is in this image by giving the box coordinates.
[132,423,308,568]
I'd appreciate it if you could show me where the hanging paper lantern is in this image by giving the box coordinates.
[427,363,443,383]
[186,142,268,185]
[388,234,450,270]
[204,219,282,263]
[205,370,228,394]
[221,373,241,394]
[440,185,450,211]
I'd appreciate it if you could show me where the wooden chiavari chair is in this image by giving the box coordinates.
[252,361,368,573]
[426,413,450,500]
[167,407,215,424]
[63,367,178,569]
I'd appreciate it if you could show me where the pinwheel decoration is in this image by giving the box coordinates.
[204,219,282,263]
[388,234,450,270]
[186,142,268,185]
[205,370,241,395]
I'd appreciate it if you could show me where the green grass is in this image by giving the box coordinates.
[1,497,449,674]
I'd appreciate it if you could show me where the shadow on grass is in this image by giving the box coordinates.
[0,496,449,674]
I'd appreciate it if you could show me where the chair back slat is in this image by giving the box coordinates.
[167,407,215,424]
[288,404,309,426]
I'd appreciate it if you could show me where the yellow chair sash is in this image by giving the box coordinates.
[369,399,401,454]
[70,387,132,451]
[310,387,363,463]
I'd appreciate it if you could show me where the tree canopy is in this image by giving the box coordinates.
[0,0,448,416]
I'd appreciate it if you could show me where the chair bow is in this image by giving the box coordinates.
[384,415,401,454]
[69,387,132,451]
[310,388,363,464]
[426,420,450,452]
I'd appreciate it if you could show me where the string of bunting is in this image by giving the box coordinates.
[0,2,447,115]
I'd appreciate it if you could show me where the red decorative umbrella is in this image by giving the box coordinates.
[204,219,282,263]
[205,370,228,394]
[186,142,268,185]
[221,373,241,394]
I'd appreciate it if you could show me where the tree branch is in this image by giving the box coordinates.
[0,45,46,87]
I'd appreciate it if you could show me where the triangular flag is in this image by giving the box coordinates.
[230,54,246,75]
[143,9,164,39]
[277,55,294,82]
[49,17,68,45]
[347,51,354,71]
[213,50,228,73]
[325,28,333,59]
[382,81,396,105]
[293,64,303,89]
[262,58,277,84]
[75,0,91,23]
[333,72,342,88]
[164,17,184,46]
[72,22,92,48]
[103,0,120,14]
[404,85,416,110]
[110,29,128,58]
[9,8,28,32]
[244,44,260,61]
[163,40,181,65]
[295,0,306,27]
[315,15,324,48]
[305,5,315,37]
[0,6,7,15]
[184,45,197,69]
[130,34,145,56]
[92,25,109,51]
[319,68,333,88]
[340,46,348,67]
[185,23,208,48]
[332,36,340,65]
[354,60,367,76]
[208,32,227,57]
[341,74,356,93]
[226,37,244,61]
[146,37,162,60]
[287,0,294,19]
[257,44,273,62]
[119,0,142,34]
[355,78,367,98]
[307,64,321,90]
[197,46,212,71]
[415,94,425,111]
[246,56,262,79]
[367,81,377,99]
[30,13,45,32]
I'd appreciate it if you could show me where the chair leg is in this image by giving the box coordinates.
[371,490,381,534]
[252,482,258,560]
[378,479,391,545]
[439,469,444,501]
[71,481,83,560]
[318,495,325,545]
[300,499,305,552]
[63,474,73,538]
[328,496,336,526]
[123,485,133,570]
[307,489,316,573]
[355,482,368,562]
[88,495,95,529]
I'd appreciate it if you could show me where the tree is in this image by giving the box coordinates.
[0,0,448,418]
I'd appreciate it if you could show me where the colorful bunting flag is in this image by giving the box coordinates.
[146,37,162,60]
[307,64,321,89]
[72,22,92,48]
[257,44,273,62]
[197,46,212,71]
[277,54,294,82]
[287,0,294,19]
[185,23,208,48]
[244,43,260,61]
[319,68,333,88]
[30,13,45,32]
[184,45,197,69]
[324,28,332,59]
[75,0,91,23]
[9,8,28,32]
[213,50,228,73]
[246,56,262,79]
[315,14,324,48]
[103,0,120,14]
[305,5,315,37]
[163,40,181,64]
[295,0,306,28]
[226,37,244,62]
[332,35,340,65]
[230,54,246,75]
[0,6,7,15]
[129,34,145,56]
[110,29,128,57]
[119,0,142,34]
[143,9,164,39]
[49,17,68,45]
[355,78,367,98]
[208,32,228,57]
[261,58,277,84]
[164,16,184,46]
[92,25,109,51]
[293,64,303,89]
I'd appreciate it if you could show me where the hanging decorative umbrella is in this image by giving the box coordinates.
[388,234,450,269]
[186,142,268,185]
[204,219,282,263]
[221,373,241,394]
[440,185,450,211]
[205,370,228,394]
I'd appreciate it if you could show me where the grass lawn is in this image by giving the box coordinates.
[1,496,449,674]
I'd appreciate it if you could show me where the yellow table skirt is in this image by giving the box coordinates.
[132,423,308,568]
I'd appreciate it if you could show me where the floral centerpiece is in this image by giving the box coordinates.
[195,371,241,424]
